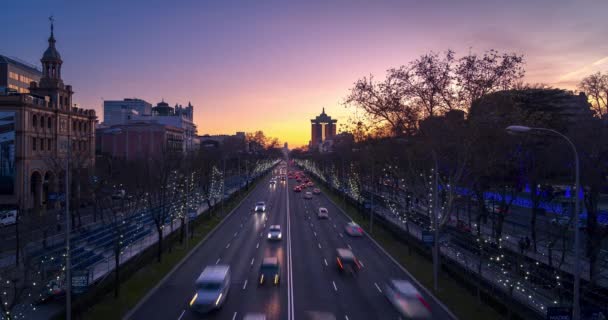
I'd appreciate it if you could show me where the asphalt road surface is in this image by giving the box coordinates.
[127,172,455,320]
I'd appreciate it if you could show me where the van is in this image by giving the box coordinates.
[190,265,231,313]
[0,210,17,227]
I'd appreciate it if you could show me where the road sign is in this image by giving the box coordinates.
[546,307,571,320]
[71,270,89,294]
[421,230,434,246]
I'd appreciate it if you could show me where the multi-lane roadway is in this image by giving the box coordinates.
[127,167,456,320]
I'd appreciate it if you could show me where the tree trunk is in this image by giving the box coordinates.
[156,225,163,263]
[530,183,539,253]
[584,189,600,288]
[180,217,185,245]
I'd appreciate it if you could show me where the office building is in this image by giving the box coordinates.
[103,98,152,126]
[0,54,43,94]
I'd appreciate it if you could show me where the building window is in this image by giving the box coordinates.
[32,115,37,127]
[40,116,45,128]
[32,137,36,151]
[9,72,19,81]
[48,118,52,129]
[40,138,44,151]
[48,138,52,151]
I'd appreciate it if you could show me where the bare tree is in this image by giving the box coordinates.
[578,71,608,118]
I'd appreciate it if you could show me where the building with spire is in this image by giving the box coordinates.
[309,108,337,150]
[0,19,97,210]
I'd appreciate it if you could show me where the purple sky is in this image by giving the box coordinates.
[3,0,607,146]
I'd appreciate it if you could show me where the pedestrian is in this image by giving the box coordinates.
[518,237,525,254]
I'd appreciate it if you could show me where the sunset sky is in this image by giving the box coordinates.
[3,0,608,147]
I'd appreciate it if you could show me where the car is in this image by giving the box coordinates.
[551,215,570,226]
[267,225,282,240]
[269,179,276,185]
[293,186,302,192]
[243,313,267,320]
[307,182,314,187]
[318,207,329,219]
[280,176,286,181]
[254,201,266,213]
[304,192,313,199]
[313,188,321,195]
[190,265,231,313]
[0,210,17,227]
[111,189,126,200]
[336,248,361,275]
[258,257,280,285]
[345,222,364,237]
[384,279,432,319]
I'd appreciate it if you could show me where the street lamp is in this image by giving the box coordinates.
[506,125,581,320]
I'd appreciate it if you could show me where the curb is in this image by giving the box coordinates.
[316,177,459,320]
[122,175,267,320]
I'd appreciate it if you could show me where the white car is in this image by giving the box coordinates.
[254,201,266,213]
[345,222,364,237]
[190,265,231,313]
[317,207,329,219]
[304,192,313,199]
[0,210,17,227]
[384,279,432,319]
[267,225,282,240]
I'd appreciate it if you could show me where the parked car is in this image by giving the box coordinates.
[0,210,17,227]
[304,192,313,199]
[293,186,302,192]
[190,265,231,313]
[313,188,321,195]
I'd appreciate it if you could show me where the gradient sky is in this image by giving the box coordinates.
[3,0,608,147]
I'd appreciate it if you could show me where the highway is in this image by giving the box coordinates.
[127,167,455,320]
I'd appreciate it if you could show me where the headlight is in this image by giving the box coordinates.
[215,293,223,306]
[278,233,282,239]
[268,234,272,239]
[189,293,198,306]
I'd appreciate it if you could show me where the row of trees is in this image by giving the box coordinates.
[0,131,281,319]
[296,49,608,312]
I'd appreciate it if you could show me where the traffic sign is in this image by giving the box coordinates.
[71,270,89,294]
[421,230,434,246]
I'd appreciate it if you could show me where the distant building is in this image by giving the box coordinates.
[130,101,197,153]
[0,54,42,94]
[310,108,337,150]
[103,98,152,126]
[199,132,246,150]
[0,22,96,210]
[96,122,183,161]
[319,132,354,153]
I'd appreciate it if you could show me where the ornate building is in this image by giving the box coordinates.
[309,108,337,149]
[0,21,96,210]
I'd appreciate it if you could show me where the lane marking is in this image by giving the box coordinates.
[256,242,260,249]
[339,233,344,238]
[314,231,317,237]
[324,258,328,266]
[332,281,338,291]
[232,312,237,320]
[177,309,185,320]
[251,258,255,266]
[347,244,352,250]
[318,243,322,249]
[345,316,349,320]
[359,260,365,268]
[216,258,221,264]
[374,282,382,293]
[286,175,295,320]
[234,232,238,237]
[243,280,248,290]
[226,243,231,249]
[333,224,337,228]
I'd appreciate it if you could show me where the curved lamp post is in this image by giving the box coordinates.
[506,125,581,320]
